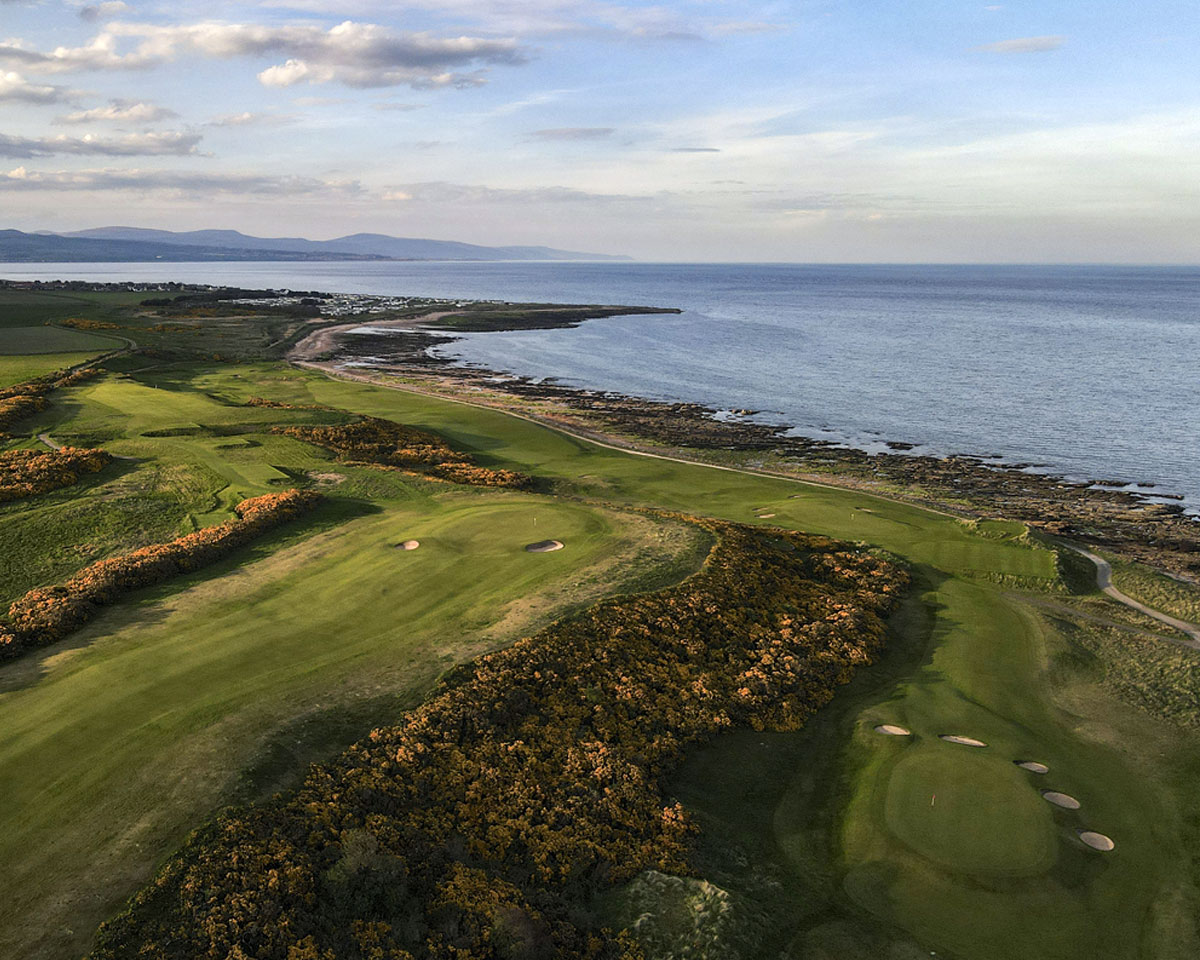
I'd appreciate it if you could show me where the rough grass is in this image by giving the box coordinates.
[1107,554,1200,624]
[1046,611,1200,727]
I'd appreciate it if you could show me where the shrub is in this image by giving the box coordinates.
[0,446,113,503]
[278,417,534,489]
[91,519,906,960]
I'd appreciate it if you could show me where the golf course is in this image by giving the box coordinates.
[1,289,1198,960]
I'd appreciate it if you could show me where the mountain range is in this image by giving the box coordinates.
[0,227,630,263]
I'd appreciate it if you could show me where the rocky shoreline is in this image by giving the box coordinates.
[318,323,1200,580]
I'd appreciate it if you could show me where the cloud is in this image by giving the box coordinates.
[976,35,1065,53]
[709,21,787,36]
[0,166,362,196]
[530,126,614,140]
[258,0,783,42]
[77,1,131,22]
[0,130,201,158]
[205,111,296,127]
[0,70,68,103]
[385,180,646,204]
[0,19,529,89]
[372,101,423,112]
[54,98,177,124]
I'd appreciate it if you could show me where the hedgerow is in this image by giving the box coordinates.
[277,417,534,489]
[0,446,113,503]
[91,519,906,960]
[0,489,321,661]
[0,367,100,434]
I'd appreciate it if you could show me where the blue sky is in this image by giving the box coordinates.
[0,0,1197,261]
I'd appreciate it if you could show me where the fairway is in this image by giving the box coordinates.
[0,360,1194,960]
[0,492,698,960]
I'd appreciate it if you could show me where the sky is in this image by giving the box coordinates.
[0,0,1198,261]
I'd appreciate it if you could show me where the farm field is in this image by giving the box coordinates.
[0,334,1196,958]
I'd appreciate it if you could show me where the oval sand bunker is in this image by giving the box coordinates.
[1078,830,1115,852]
[939,734,987,748]
[1041,790,1081,810]
[757,513,776,519]
[1015,760,1050,774]
[874,724,911,736]
[525,540,564,553]
[397,540,420,551]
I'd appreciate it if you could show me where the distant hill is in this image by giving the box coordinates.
[0,227,630,262]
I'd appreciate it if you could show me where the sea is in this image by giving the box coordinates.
[4,261,1197,512]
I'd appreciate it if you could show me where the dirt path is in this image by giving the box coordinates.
[1061,543,1200,647]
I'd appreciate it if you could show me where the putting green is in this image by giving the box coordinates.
[884,748,1056,875]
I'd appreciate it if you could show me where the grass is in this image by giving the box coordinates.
[882,748,1056,875]
[0,289,146,329]
[0,356,1196,960]
[0,324,124,354]
[0,493,701,960]
[1106,553,1200,624]
[0,353,106,387]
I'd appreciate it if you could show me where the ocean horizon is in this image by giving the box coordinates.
[4,260,1197,512]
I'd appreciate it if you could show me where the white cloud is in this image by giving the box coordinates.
[530,126,614,140]
[54,98,177,124]
[0,130,201,157]
[258,0,786,41]
[206,111,296,127]
[0,19,528,89]
[976,35,1065,53]
[386,180,646,204]
[0,166,362,196]
[0,70,68,103]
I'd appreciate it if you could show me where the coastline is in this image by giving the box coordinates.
[292,317,1200,581]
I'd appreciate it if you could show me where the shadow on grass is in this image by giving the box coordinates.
[637,562,949,958]
[0,497,378,695]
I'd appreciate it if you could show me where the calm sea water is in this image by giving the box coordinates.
[4,261,1198,510]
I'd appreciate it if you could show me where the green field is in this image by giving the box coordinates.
[0,352,106,387]
[0,353,1196,960]
[0,324,124,355]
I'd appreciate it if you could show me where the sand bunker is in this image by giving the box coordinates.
[1078,830,1115,852]
[397,540,420,551]
[1041,790,1081,810]
[939,734,987,747]
[874,724,911,736]
[757,513,776,519]
[525,540,564,553]
[1015,760,1050,774]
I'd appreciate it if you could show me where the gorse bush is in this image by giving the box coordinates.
[277,417,534,489]
[0,366,100,434]
[0,489,321,661]
[0,446,113,503]
[91,519,906,960]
